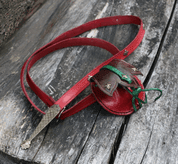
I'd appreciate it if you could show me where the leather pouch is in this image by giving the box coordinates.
[90,59,145,115]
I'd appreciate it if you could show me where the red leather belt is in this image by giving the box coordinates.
[20,15,162,149]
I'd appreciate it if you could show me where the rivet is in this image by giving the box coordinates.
[123,50,128,56]
[132,68,137,71]
[122,75,128,79]
[105,83,111,90]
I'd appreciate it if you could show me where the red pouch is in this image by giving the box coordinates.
[91,59,145,115]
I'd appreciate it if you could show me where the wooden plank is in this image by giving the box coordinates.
[76,1,176,163]
[114,1,178,164]
[0,0,175,164]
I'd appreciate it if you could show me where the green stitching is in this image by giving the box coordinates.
[125,87,162,112]
[101,65,132,84]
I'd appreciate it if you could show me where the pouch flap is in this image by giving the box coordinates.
[91,59,143,96]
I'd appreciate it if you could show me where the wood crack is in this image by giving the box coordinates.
[108,115,130,164]
[139,125,154,164]
[75,107,102,164]
[143,0,177,87]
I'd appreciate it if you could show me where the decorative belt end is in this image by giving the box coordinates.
[21,105,64,150]
[21,140,31,150]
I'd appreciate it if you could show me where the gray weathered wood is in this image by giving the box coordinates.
[0,0,47,48]
[0,0,176,163]
[114,1,178,164]
[76,0,176,163]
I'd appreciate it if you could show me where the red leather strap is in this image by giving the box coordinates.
[25,38,120,113]
[20,15,145,119]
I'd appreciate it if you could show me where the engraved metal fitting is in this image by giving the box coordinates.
[123,50,128,56]
[21,140,31,150]
[21,104,62,150]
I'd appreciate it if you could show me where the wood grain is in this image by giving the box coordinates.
[0,0,176,163]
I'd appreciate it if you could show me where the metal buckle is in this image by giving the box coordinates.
[21,105,65,150]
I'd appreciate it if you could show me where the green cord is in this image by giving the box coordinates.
[99,65,162,112]
[125,87,162,112]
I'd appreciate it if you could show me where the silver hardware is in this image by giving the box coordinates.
[88,75,93,81]
[21,105,63,150]
[132,68,137,71]
[122,75,128,79]
[123,50,128,56]
[21,140,31,150]
[105,83,111,90]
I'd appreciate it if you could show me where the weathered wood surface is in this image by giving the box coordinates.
[0,0,177,163]
[114,1,178,163]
